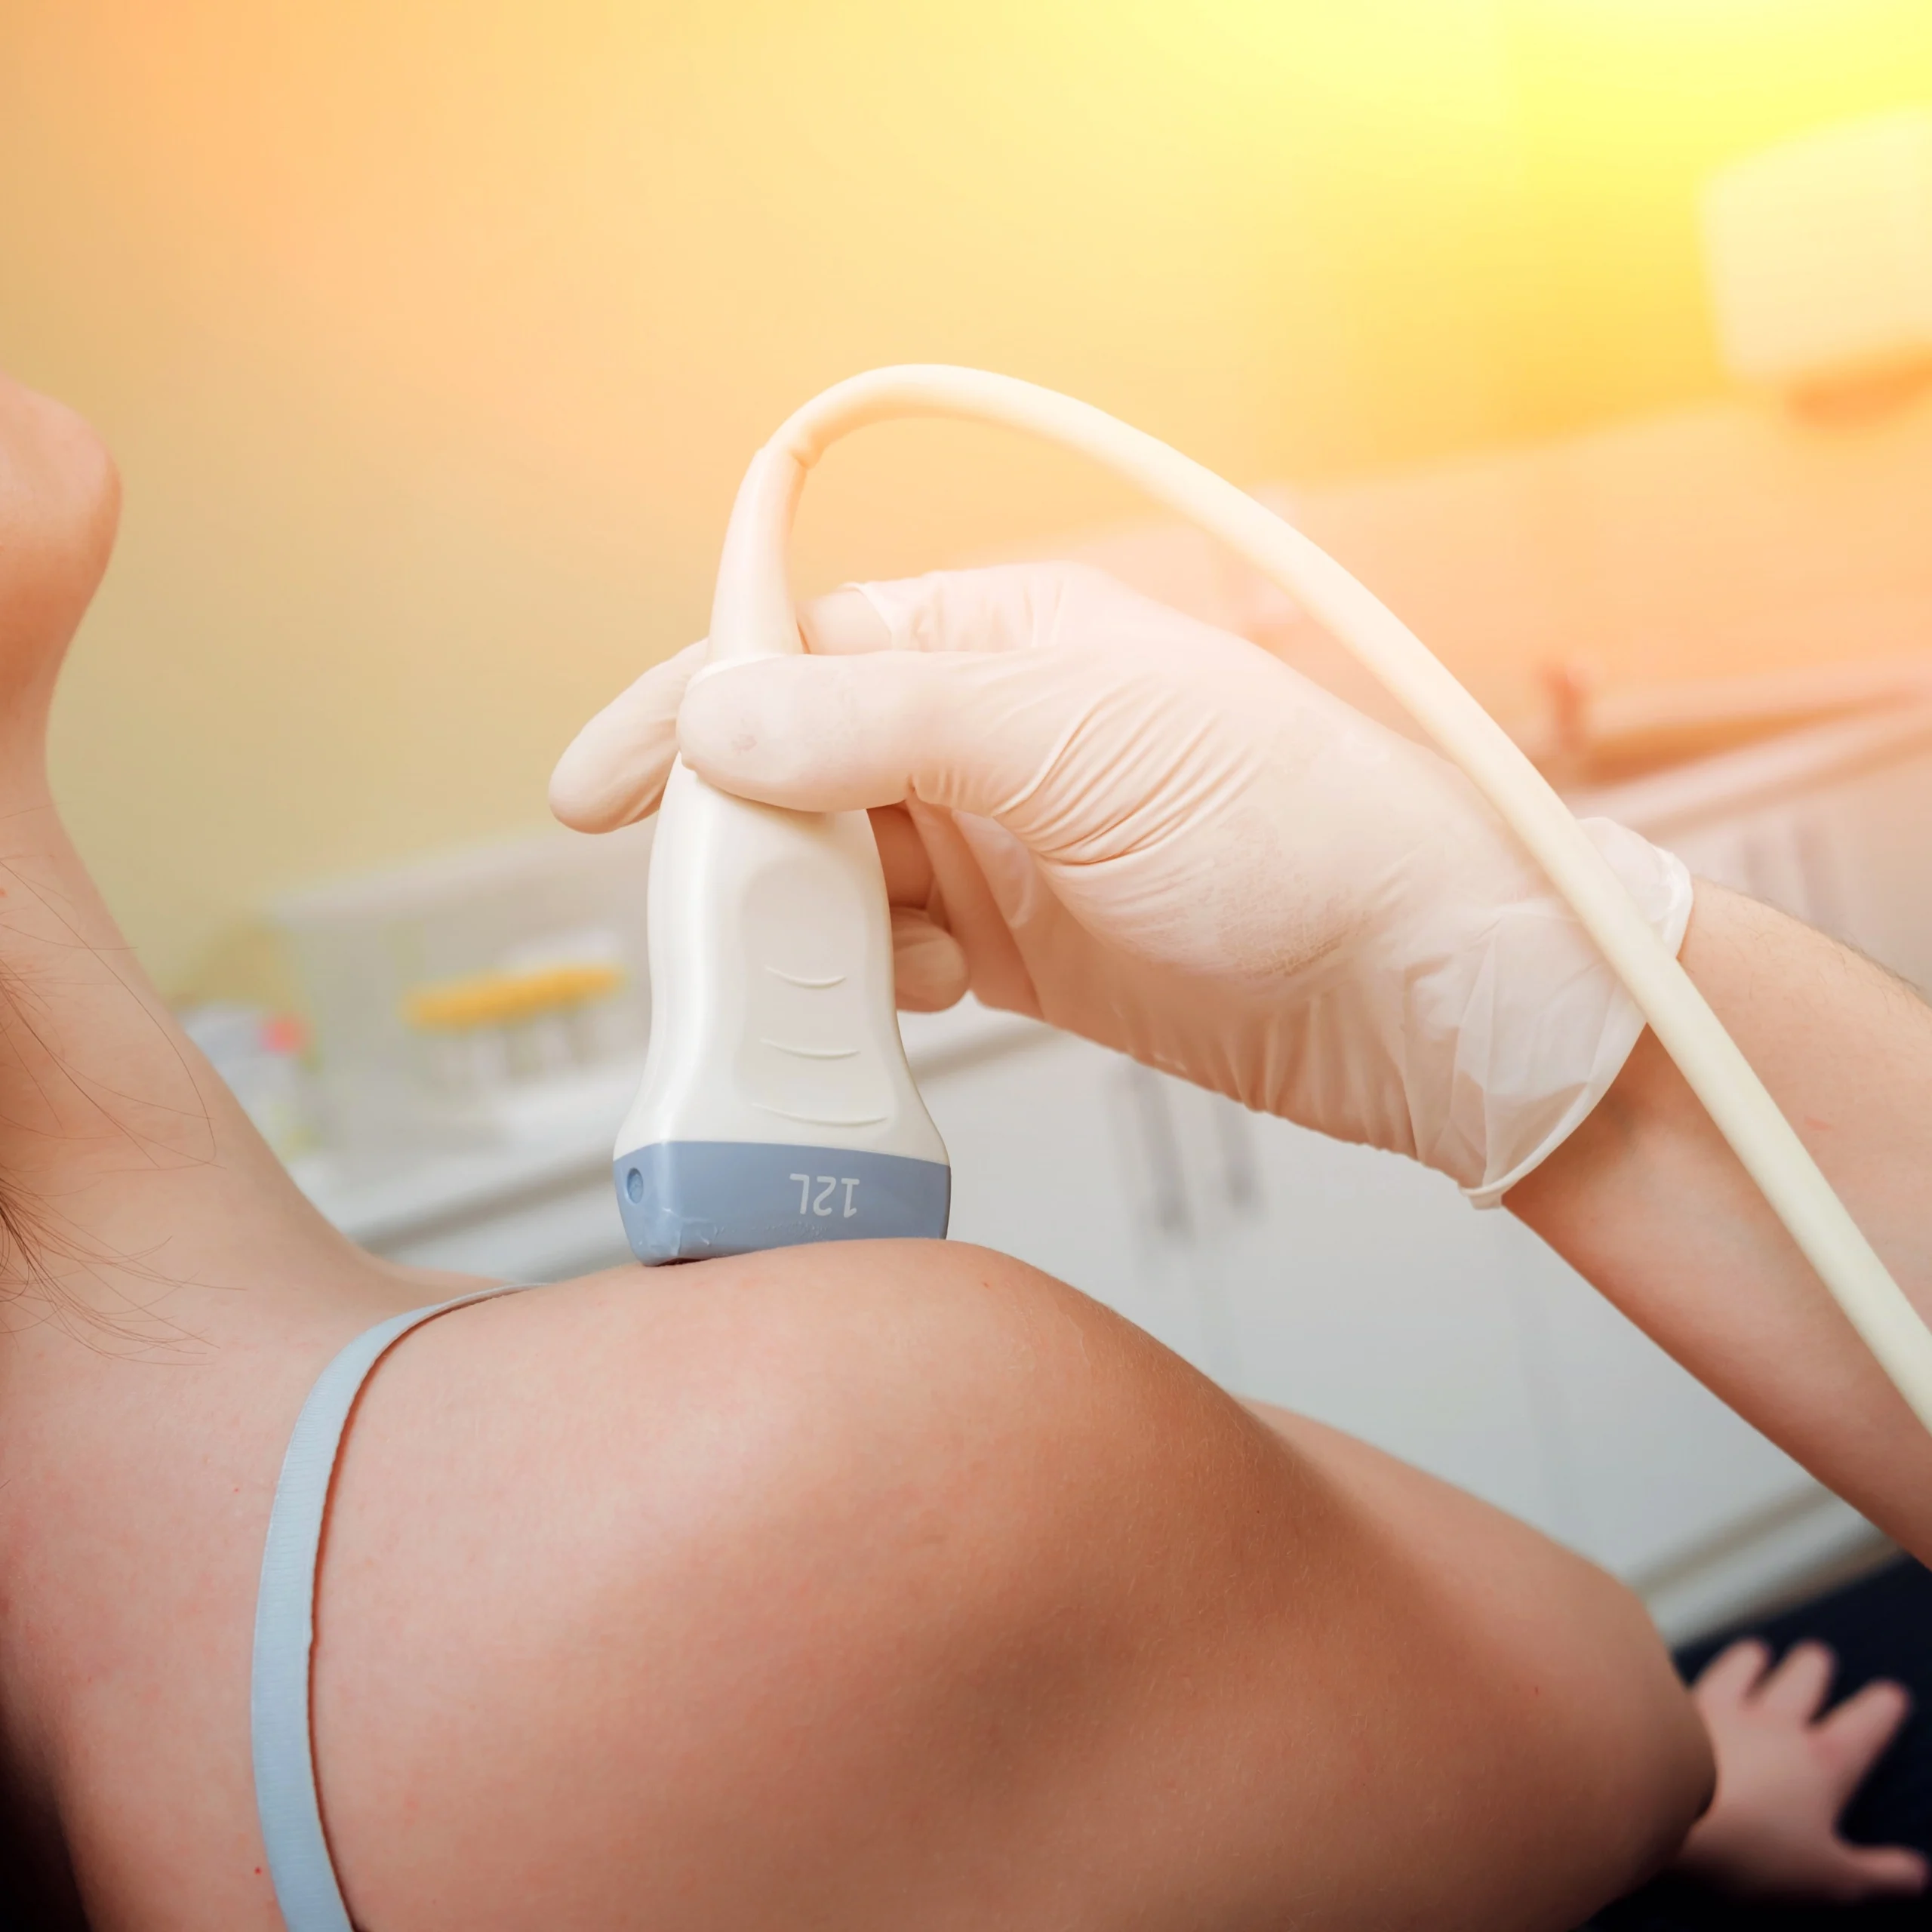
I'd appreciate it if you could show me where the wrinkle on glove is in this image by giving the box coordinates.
[933,798,1690,1208]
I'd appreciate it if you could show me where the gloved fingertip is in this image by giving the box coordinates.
[891,908,970,1012]
[798,586,891,657]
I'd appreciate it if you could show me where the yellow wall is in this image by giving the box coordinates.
[2,0,1930,995]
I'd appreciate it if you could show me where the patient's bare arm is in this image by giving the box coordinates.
[1510,884,1932,1560]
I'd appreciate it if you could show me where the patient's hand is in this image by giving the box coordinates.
[1674,1637,1927,1903]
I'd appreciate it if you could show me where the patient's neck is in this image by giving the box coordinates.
[0,774,421,1778]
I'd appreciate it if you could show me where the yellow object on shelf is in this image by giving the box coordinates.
[402,962,625,1035]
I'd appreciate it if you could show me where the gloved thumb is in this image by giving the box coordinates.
[677,648,1068,823]
[546,586,916,831]
[892,904,971,1011]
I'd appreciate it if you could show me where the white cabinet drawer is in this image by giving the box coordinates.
[1204,1106,1558,1539]
[922,1038,1558,1534]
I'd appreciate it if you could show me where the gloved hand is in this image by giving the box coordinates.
[551,562,1691,1204]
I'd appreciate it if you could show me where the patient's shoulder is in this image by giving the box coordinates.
[309,1240,1232,1927]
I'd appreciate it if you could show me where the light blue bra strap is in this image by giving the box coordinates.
[251,1284,529,1932]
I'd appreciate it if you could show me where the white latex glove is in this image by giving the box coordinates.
[551,562,1691,1204]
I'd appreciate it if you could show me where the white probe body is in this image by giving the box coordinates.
[611,446,948,1263]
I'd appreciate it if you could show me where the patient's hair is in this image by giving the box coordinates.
[0,1186,48,1300]
[0,958,192,1335]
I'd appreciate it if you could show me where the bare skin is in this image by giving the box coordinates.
[0,373,1712,1927]
[1509,886,1932,1561]
[1678,1638,1925,1902]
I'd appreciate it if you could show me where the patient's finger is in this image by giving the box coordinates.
[1826,1841,1930,1900]
[1690,1639,1772,1712]
[549,638,703,831]
[1755,1641,1835,1722]
[1814,1678,1913,1792]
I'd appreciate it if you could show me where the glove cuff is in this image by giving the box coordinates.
[1455,819,1694,1208]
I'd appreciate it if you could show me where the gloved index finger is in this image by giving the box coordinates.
[820,561,1149,659]
[678,648,1072,825]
